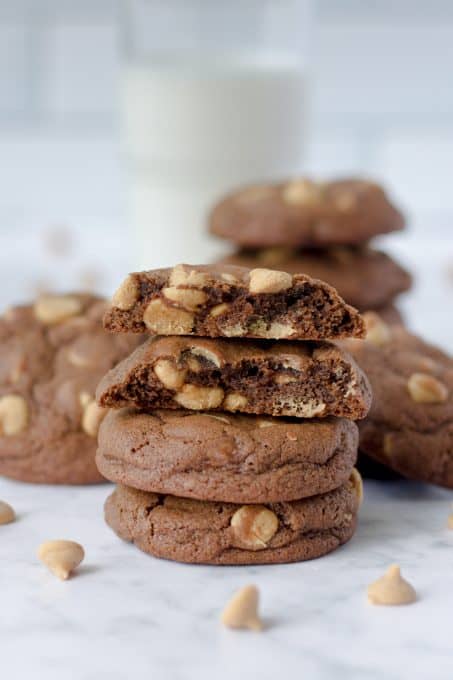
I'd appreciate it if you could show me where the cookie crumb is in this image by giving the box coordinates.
[221,585,263,631]
[0,500,15,525]
[367,564,416,606]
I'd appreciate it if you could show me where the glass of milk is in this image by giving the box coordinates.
[121,0,312,269]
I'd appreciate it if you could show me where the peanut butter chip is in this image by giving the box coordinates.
[34,294,82,324]
[221,585,263,631]
[249,268,293,294]
[367,565,416,606]
[111,275,139,310]
[81,397,106,437]
[0,500,15,525]
[162,287,207,311]
[349,468,364,505]
[38,540,85,580]
[363,311,392,346]
[282,179,322,205]
[231,505,279,550]
[407,373,448,403]
[143,299,194,335]
[223,393,248,411]
[168,265,209,287]
[0,395,28,435]
[174,385,224,410]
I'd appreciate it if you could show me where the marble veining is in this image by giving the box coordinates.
[1,477,452,680]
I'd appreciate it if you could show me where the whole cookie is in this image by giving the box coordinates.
[344,315,453,488]
[97,409,358,502]
[0,294,139,484]
[104,475,361,565]
[209,178,404,248]
[219,247,411,312]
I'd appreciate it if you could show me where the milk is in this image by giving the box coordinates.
[121,53,309,269]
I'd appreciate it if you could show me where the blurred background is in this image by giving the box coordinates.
[0,0,452,345]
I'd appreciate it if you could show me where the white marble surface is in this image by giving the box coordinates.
[1,476,453,680]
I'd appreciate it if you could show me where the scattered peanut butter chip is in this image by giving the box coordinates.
[367,564,416,606]
[221,585,263,631]
[0,500,15,525]
[38,540,85,580]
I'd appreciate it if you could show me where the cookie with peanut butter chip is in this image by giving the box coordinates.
[103,263,365,340]
[104,476,360,565]
[0,294,139,484]
[97,409,358,502]
[209,178,404,248]
[96,335,372,420]
[343,319,453,488]
[218,247,411,312]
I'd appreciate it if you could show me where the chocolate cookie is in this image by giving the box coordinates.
[209,178,404,248]
[0,294,139,484]
[96,335,372,420]
[104,263,365,341]
[104,475,361,565]
[97,409,358,502]
[343,315,453,488]
[219,247,411,312]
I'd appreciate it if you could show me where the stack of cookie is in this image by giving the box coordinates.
[96,264,371,565]
[210,178,411,324]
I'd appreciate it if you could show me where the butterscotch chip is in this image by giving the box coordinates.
[96,335,372,420]
[143,299,194,334]
[230,505,279,550]
[367,565,416,606]
[407,373,448,404]
[34,294,82,324]
[0,500,15,525]
[209,177,404,248]
[154,359,187,390]
[0,395,28,435]
[221,585,263,631]
[0,294,139,484]
[38,540,85,580]
[363,311,391,346]
[248,268,293,294]
[103,264,366,341]
[104,481,359,564]
[162,287,207,310]
[111,275,139,310]
[174,384,224,410]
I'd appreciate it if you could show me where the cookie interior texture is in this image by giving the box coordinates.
[344,326,453,488]
[97,408,359,502]
[0,294,139,484]
[104,264,365,340]
[96,336,372,420]
[208,178,405,248]
[104,480,359,565]
[219,247,412,311]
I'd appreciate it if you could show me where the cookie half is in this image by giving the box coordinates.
[209,178,404,248]
[104,476,361,565]
[96,335,372,420]
[343,320,453,488]
[0,294,139,484]
[104,263,365,340]
[97,409,358,502]
[219,247,411,312]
